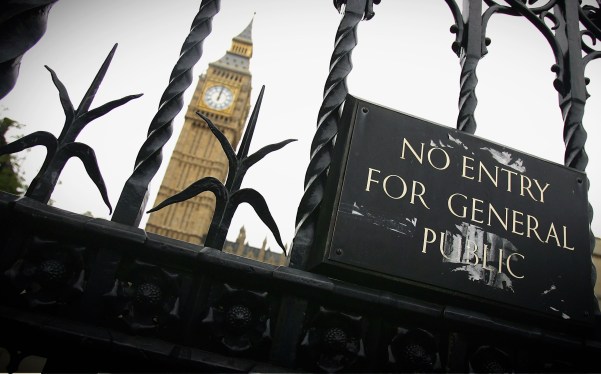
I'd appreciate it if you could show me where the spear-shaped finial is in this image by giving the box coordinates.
[237,85,265,160]
[147,85,296,252]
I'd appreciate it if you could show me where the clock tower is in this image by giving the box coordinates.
[145,19,254,245]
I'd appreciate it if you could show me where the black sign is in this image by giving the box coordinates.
[312,95,594,323]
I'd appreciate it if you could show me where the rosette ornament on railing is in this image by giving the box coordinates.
[0,0,57,100]
[0,44,142,210]
[289,0,378,269]
[112,0,221,226]
[148,86,295,251]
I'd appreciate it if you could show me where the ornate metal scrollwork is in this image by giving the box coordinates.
[104,260,181,332]
[496,1,564,89]
[481,1,592,168]
[581,0,601,67]
[581,3,601,69]
[299,307,365,372]
[445,0,465,56]
[4,238,85,307]
[447,0,564,134]
[200,284,271,356]
[388,328,438,372]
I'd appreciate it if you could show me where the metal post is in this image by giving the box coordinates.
[111,0,220,227]
[289,0,370,270]
[457,0,483,134]
[555,0,598,313]
[271,0,372,367]
[557,1,589,171]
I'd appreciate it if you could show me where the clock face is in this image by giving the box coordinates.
[204,85,234,110]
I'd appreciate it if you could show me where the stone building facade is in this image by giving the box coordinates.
[223,227,287,266]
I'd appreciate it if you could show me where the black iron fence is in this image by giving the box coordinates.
[1,0,600,372]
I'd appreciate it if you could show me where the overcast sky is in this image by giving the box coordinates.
[2,0,600,252]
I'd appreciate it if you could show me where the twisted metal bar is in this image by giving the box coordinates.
[112,0,220,226]
[559,1,598,313]
[0,0,57,99]
[289,0,368,269]
[560,97,588,171]
[457,55,479,134]
[456,0,483,135]
[558,1,589,172]
[558,95,597,314]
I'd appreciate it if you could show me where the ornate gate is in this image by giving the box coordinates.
[0,0,600,371]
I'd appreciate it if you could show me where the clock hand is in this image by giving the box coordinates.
[217,87,224,101]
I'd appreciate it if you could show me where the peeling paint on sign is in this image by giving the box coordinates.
[440,222,520,292]
[481,147,526,173]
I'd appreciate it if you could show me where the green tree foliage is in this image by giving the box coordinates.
[0,117,25,194]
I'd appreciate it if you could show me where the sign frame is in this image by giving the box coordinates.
[309,95,595,325]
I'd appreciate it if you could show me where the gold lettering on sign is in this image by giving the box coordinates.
[443,193,573,251]
[500,168,518,193]
[534,179,550,203]
[422,228,436,253]
[400,138,425,164]
[471,198,484,224]
[427,147,450,170]
[498,248,504,274]
[520,174,536,201]
[482,244,493,270]
[365,168,380,192]
[526,215,544,242]
[488,204,508,231]
[364,167,431,209]
[448,193,467,218]
[410,181,430,209]
[512,210,524,236]
[462,156,475,180]
[400,138,450,171]
[563,226,574,251]
[420,226,526,280]
[506,253,525,279]
[456,154,551,205]
[466,240,479,265]
[478,162,498,187]
[546,223,560,247]
[383,175,407,200]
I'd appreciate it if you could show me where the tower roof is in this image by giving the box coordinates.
[234,16,253,45]
[210,16,254,75]
[211,52,250,74]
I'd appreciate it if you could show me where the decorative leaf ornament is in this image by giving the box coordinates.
[0,44,142,212]
[148,86,295,252]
